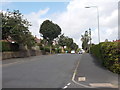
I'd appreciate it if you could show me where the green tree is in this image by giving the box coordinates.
[65,37,73,48]
[58,34,66,47]
[58,34,78,52]
[39,20,61,53]
[81,31,90,52]
[1,10,36,50]
[70,43,78,51]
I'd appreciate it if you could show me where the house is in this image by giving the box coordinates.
[34,36,41,43]
[113,39,120,42]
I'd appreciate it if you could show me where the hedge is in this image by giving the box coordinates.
[1,41,19,52]
[90,42,120,74]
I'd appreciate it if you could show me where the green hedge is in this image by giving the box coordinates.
[90,42,120,74]
[2,41,11,52]
[1,41,19,52]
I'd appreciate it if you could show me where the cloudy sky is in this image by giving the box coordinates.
[1,0,119,48]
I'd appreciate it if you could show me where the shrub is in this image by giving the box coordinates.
[44,46,50,52]
[90,42,120,74]
[1,41,19,52]
[2,41,11,52]
[10,43,19,51]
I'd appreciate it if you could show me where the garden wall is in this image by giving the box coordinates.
[2,50,49,60]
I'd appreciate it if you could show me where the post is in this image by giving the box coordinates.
[89,28,91,53]
[85,6,100,44]
[97,7,100,43]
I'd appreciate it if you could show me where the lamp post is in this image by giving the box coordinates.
[85,6,100,44]
[89,28,91,53]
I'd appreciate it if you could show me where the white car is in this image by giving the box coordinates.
[78,51,82,54]
[71,50,75,54]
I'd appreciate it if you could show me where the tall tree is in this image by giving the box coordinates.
[1,10,36,50]
[58,34,66,47]
[81,30,91,52]
[58,34,78,52]
[39,20,61,53]
[70,43,78,51]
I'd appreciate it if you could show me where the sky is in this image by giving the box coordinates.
[1,0,119,48]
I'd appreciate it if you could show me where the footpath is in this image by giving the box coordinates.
[74,53,119,88]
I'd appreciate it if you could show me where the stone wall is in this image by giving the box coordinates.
[2,50,49,60]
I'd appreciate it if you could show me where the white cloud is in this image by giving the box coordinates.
[24,0,118,48]
[24,8,49,38]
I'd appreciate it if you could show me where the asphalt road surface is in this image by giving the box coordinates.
[2,53,119,89]
[2,54,82,88]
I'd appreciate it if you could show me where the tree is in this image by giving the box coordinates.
[70,43,78,51]
[1,10,36,50]
[58,34,78,52]
[58,34,66,47]
[81,30,91,52]
[39,20,61,53]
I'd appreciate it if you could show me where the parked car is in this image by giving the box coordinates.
[71,50,75,54]
[78,51,83,54]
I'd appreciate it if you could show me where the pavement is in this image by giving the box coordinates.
[73,53,119,89]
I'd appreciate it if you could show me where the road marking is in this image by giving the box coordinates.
[63,86,68,89]
[72,60,80,81]
[89,83,118,88]
[72,59,91,88]
[67,83,71,86]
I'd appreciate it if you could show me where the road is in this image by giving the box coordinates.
[2,53,119,89]
[2,54,83,88]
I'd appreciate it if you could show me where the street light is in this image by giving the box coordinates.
[85,6,100,44]
[89,28,91,53]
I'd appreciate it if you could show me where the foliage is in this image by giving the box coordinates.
[1,41,19,52]
[39,20,61,54]
[39,20,61,45]
[58,34,78,52]
[58,34,66,47]
[70,43,78,51]
[90,42,120,74]
[81,30,91,52]
[2,41,11,52]
[1,9,36,49]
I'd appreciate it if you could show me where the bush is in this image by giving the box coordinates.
[44,46,50,52]
[90,42,120,74]
[1,41,19,52]
[2,41,11,52]
[10,43,19,51]
[90,44,102,59]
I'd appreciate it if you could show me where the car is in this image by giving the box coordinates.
[71,50,75,54]
[78,51,82,54]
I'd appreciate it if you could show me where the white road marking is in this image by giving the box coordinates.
[67,83,71,86]
[71,59,91,88]
[63,86,68,89]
